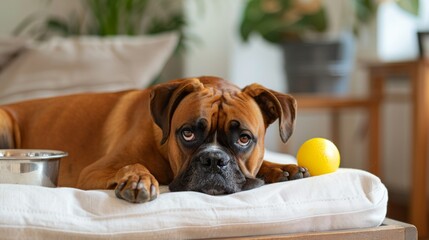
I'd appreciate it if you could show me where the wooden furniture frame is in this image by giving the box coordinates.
[367,60,429,237]
[292,60,428,238]
[230,219,417,240]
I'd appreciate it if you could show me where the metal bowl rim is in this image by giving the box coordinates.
[0,149,68,160]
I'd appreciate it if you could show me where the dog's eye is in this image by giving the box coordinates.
[237,133,251,146]
[182,129,195,141]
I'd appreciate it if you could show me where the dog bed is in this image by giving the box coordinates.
[0,152,387,239]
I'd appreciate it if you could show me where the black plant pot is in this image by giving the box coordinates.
[283,38,353,94]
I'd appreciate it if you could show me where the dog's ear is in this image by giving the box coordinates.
[150,78,204,144]
[242,84,297,143]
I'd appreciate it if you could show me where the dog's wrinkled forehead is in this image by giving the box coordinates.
[172,86,263,134]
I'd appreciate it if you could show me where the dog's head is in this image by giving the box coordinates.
[150,77,296,195]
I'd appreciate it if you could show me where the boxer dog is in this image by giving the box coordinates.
[0,76,309,203]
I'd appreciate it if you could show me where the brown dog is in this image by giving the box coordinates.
[0,77,309,203]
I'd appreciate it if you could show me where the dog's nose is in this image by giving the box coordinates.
[199,150,230,171]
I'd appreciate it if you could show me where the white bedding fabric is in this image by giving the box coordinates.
[0,168,387,239]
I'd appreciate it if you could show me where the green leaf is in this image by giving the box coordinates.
[354,0,378,24]
[46,18,72,36]
[147,14,186,34]
[239,0,264,41]
[396,0,419,16]
[239,0,329,43]
[300,7,328,32]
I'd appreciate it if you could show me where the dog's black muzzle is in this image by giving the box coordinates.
[169,144,264,195]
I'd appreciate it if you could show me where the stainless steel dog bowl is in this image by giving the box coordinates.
[0,149,67,187]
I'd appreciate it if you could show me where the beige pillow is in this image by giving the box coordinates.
[0,37,28,69]
[0,33,178,104]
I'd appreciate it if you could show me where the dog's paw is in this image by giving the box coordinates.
[285,165,311,180]
[112,164,159,203]
[257,162,310,183]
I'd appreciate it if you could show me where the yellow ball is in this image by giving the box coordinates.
[297,138,340,176]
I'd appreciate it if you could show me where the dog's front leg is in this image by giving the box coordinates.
[77,159,159,203]
[257,161,310,183]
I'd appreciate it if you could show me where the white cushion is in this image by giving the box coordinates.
[0,167,387,239]
[0,33,178,104]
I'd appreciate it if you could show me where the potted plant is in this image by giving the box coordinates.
[12,0,188,85]
[15,0,187,47]
[239,0,419,94]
